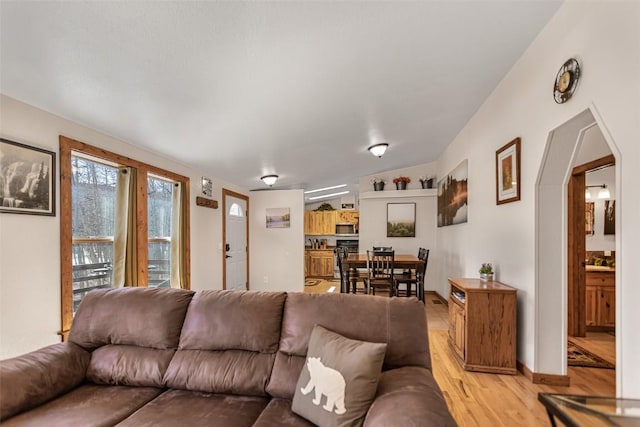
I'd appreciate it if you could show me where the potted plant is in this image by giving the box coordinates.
[419,175,435,189]
[371,177,386,191]
[393,176,411,190]
[479,263,494,281]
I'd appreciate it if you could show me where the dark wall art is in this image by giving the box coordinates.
[604,200,615,235]
[0,138,56,216]
[437,159,468,227]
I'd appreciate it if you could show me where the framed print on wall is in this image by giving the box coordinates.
[437,159,468,227]
[266,207,290,228]
[0,138,56,216]
[387,203,416,237]
[496,137,521,205]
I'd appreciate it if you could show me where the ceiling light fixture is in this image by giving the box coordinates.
[261,174,278,186]
[308,191,349,201]
[368,143,388,158]
[585,184,610,200]
[304,184,347,194]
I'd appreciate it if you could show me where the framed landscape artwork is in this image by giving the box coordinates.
[266,207,290,228]
[437,159,468,227]
[387,203,416,237]
[604,200,615,235]
[585,202,595,235]
[0,138,56,216]
[496,137,521,205]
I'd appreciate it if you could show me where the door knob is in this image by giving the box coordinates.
[225,255,232,259]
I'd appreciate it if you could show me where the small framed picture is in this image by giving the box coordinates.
[266,208,290,228]
[496,137,521,205]
[387,203,416,237]
[0,138,56,216]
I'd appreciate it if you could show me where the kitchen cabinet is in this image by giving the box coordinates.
[305,249,334,278]
[335,210,359,224]
[448,278,517,375]
[585,270,615,331]
[304,211,336,235]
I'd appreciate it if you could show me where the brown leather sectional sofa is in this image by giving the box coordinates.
[0,288,456,426]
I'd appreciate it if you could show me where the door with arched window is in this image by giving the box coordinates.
[223,189,249,290]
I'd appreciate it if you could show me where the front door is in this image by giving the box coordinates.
[223,189,249,290]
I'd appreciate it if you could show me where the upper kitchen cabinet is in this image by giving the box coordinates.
[304,211,337,235]
[336,210,359,224]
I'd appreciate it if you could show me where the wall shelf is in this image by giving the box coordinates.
[359,189,437,200]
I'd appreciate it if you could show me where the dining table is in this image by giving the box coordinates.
[342,253,425,301]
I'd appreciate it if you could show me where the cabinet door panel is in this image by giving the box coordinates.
[599,286,616,327]
[585,285,598,326]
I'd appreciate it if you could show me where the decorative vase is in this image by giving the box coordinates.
[395,181,407,190]
[373,182,385,191]
[420,179,434,189]
[480,273,494,282]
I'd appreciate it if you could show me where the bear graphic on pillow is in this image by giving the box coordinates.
[300,357,346,414]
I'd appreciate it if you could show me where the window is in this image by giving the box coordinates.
[60,136,190,339]
[229,202,244,217]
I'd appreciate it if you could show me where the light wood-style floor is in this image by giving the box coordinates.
[304,282,616,426]
[569,331,616,366]
[424,293,616,426]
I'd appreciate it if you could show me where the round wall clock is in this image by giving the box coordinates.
[554,58,581,104]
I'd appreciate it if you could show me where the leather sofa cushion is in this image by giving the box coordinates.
[116,389,269,427]
[178,290,286,352]
[1,384,162,427]
[0,342,90,421]
[278,293,430,368]
[87,345,175,387]
[164,350,275,396]
[364,367,457,426]
[268,293,430,400]
[69,287,194,350]
[253,398,314,427]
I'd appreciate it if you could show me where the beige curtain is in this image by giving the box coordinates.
[113,167,137,287]
[170,182,188,289]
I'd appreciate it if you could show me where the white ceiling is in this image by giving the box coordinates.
[0,1,561,198]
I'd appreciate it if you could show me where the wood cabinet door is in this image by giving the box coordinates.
[585,285,598,326]
[599,286,616,327]
[321,211,336,235]
[450,301,465,360]
[336,210,358,224]
[308,251,334,277]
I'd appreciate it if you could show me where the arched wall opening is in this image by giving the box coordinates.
[535,107,621,391]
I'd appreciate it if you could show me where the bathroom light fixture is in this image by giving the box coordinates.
[368,143,388,158]
[308,191,349,201]
[585,184,610,200]
[304,184,347,194]
[261,175,278,186]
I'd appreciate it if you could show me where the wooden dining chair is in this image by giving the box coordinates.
[395,248,429,299]
[364,250,395,297]
[335,247,365,294]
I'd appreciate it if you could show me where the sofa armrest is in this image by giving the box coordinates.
[364,366,457,427]
[0,342,90,421]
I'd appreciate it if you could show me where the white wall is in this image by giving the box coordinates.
[359,195,438,290]
[0,94,248,358]
[432,1,640,397]
[586,166,615,252]
[249,189,305,292]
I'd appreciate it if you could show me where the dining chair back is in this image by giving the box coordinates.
[366,250,395,296]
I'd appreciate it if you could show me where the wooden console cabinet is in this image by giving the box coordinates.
[448,278,517,375]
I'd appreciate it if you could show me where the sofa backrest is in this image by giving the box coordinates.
[68,287,195,387]
[163,290,286,397]
[266,293,431,399]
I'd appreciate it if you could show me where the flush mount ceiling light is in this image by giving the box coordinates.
[585,184,610,200]
[368,143,389,158]
[260,174,278,186]
[304,184,347,194]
